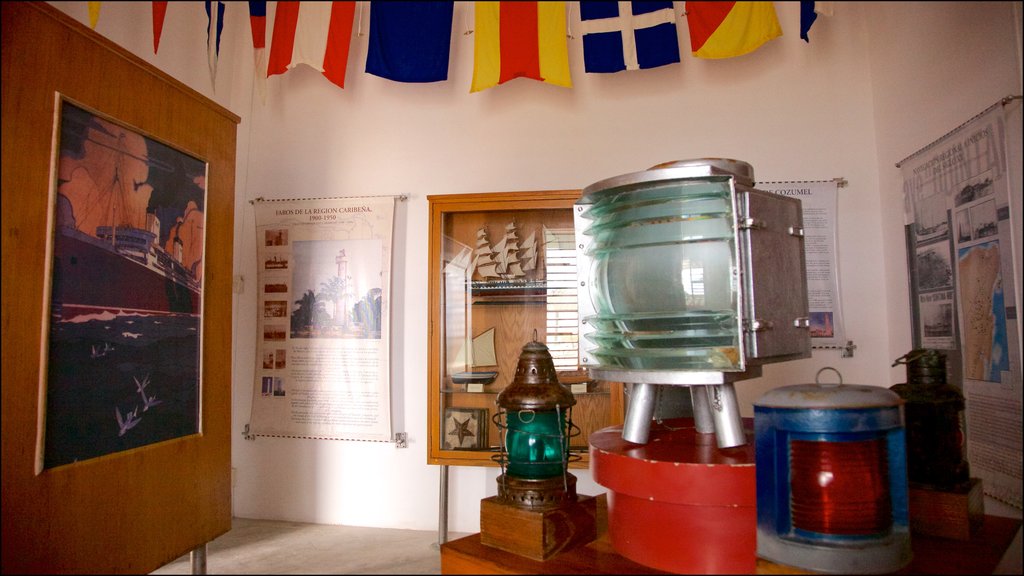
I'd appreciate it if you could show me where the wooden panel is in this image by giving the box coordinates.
[1,3,239,573]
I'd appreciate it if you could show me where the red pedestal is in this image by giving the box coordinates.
[589,418,757,574]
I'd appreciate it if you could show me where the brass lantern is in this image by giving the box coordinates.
[479,333,596,560]
[494,334,579,507]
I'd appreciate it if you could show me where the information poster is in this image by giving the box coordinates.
[758,180,847,349]
[249,197,395,442]
[901,102,1022,509]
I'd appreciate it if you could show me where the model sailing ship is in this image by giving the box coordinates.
[446,221,545,294]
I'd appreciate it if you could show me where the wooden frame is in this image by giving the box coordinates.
[2,4,238,573]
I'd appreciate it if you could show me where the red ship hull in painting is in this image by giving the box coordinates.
[51,225,201,320]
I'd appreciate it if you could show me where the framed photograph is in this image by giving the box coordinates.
[443,407,489,450]
[39,97,207,470]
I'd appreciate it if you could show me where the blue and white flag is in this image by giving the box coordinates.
[365,1,454,83]
[579,1,680,73]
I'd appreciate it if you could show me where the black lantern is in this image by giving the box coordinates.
[478,333,596,560]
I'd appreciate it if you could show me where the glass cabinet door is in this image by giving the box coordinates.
[427,191,622,467]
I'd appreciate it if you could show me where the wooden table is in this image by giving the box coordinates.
[441,494,1021,574]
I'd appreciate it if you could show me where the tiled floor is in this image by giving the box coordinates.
[149,515,1022,575]
[150,518,468,575]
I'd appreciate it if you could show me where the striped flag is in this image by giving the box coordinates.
[579,1,680,73]
[470,1,571,93]
[206,1,225,85]
[685,1,781,59]
[153,1,168,54]
[250,1,268,101]
[268,1,356,89]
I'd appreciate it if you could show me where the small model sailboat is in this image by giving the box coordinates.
[451,327,499,385]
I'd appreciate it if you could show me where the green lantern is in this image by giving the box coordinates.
[494,334,579,504]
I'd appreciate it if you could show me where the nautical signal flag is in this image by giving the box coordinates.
[685,1,782,59]
[88,1,100,29]
[249,1,268,101]
[366,1,454,83]
[801,1,834,42]
[470,1,571,93]
[579,1,680,73]
[206,1,225,84]
[268,1,356,90]
[153,1,168,54]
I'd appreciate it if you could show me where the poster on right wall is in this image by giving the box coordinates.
[900,99,1022,510]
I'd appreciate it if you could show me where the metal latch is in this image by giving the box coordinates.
[739,218,766,230]
[745,319,775,332]
[793,317,810,328]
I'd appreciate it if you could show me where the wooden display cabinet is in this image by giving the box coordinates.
[427,191,623,467]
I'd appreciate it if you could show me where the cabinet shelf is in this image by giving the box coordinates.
[427,190,624,468]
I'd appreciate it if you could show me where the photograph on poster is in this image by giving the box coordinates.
[264,254,289,270]
[969,199,998,240]
[263,324,286,341]
[265,228,288,247]
[921,294,954,339]
[953,172,995,207]
[40,99,205,470]
[289,239,383,340]
[915,242,954,292]
[264,282,288,293]
[956,208,972,243]
[809,311,835,338]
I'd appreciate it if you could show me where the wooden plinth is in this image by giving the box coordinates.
[909,477,985,540]
[479,494,598,561]
[443,493,1022,575]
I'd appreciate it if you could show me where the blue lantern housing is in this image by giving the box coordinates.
[754,373,911,573]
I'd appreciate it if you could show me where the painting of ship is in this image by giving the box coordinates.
[450,327,499,386]
[41,100,204,470]
[48,103,204,320]
[445,221,545,294]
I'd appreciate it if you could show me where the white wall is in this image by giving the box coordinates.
[48,1,1021,533]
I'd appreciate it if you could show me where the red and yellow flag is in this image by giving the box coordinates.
[686,1,782,59]
[470,1,571,93]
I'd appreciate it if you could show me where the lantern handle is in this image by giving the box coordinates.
[532,328,539,343]
[815,366,843,388]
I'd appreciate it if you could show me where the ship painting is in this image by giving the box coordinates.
[40,100,204,470]
[49,103,204,320]
[446,221,544,293]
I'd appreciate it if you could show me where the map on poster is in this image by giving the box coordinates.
[900,99,1022,509]
[248,196,397,442]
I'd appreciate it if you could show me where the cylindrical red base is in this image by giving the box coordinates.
[590,418,757,574]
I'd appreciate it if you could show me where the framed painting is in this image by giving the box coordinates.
[39,97,207,470]
[443,407,489,450]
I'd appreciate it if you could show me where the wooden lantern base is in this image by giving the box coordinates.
[908,477,985,540]
[479,494,598,561]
